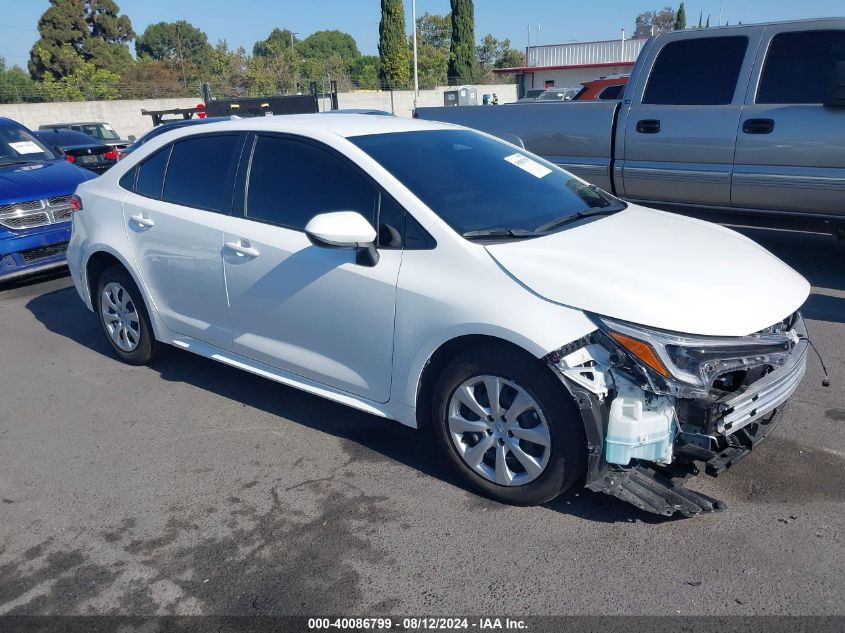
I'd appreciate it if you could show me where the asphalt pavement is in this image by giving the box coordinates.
[0,226,843,617]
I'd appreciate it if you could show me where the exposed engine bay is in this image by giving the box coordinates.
[547,312,809,517]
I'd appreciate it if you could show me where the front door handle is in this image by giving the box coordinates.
[636,119,661,134]
[129,214,155,228]
[225,240,260,258]
[742,118,775,134]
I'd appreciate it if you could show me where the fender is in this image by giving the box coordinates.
[81,244,171,344]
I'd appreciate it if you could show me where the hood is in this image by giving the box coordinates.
[485,204,810,337]
[0,160,95,203]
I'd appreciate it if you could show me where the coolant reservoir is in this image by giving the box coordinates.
[605,382,674,465]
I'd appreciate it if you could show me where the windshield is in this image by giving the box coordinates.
[77,123,120,140]
[350,129,624,237]
[0,123,57,164]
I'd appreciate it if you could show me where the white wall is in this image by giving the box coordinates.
[334,83,518,117]
[0,84,519,138]
[0,97,201,140]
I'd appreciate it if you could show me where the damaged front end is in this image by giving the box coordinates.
[546,312,809,517]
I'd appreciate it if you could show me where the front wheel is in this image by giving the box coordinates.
[432,346,587,505]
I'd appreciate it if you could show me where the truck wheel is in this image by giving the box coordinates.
[432,346,586,505]
[95,265,162,365]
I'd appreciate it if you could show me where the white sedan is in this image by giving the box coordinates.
[66,115,810,516]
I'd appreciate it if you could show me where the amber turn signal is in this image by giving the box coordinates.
[609,331,671,378]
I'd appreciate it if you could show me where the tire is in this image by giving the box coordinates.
[95,265,162,365]
[432,345,587,505]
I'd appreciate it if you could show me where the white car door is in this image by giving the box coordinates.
[222,134,402,403]
[121,133,245,350]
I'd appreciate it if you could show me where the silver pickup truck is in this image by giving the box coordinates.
[416,18,845,236]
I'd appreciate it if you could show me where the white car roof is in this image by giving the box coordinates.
[166,113,454,140]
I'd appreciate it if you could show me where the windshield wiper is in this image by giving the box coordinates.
[462,228,538,240]
[534,206,625,234]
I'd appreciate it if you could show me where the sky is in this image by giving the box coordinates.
[1,0,844,68]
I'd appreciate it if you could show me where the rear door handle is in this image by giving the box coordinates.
[742,118,775,134]
[129,214,155,228]
[225,240,260,258]
[636,119,661,134]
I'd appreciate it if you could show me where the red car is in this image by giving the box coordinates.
[575,75,629,101]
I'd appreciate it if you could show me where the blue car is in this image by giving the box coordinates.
[0,117,96,282]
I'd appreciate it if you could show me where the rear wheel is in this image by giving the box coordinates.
[432,346,587,505]
[95,265,162,365]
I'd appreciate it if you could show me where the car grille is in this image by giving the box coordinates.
[47,195,71,207]
[717,314,808,435]
[20,241,69,263]
[0,196,74,230]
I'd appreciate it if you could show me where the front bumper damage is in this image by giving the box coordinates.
[549,314,809,518]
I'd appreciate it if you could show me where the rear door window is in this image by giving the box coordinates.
[757,30,845,104]
[162,134,240,213]
[643,36,749,105]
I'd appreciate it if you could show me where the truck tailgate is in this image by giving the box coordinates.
[415,101,619,191]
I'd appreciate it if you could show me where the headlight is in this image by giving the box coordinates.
[591,315,795,398]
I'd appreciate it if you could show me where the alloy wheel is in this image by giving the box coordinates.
[447,375,552,486]
[100,281,142,352]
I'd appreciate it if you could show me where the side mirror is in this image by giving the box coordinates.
[305,211,379,267]
[128,135,136,142]
[824,61,845,108]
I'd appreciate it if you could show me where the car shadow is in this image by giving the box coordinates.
[0,267,70,293]
[27,284,667,525]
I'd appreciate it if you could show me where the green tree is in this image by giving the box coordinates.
[495,46,525,69]
[706,14,710,27]
[357,64,380,90]
[635,7,677,34]
[206,40,249,97]
[698,11,703,28]
[0,58,39,103]
[477,35,524,83]
[379,0,411,90]
[674,3,687,30]
[298,30,360,65]
[244,49,301,96]
[41,57,120,100]
[29,0,134,80]
[449,0,477,84]
[119,60,186,99]
[253,28,298,57]
[415,42,449,89]
[351,55,381,88]
[417,12,451,50]
[135,21,211,82]
[477,34,500,71]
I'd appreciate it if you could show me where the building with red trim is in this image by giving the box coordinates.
[494,36,649,96]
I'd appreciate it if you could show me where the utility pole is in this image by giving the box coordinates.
[719,0,723,26]
[620,28,625,62]
[290,31,298,48]
[527,25,531,67]
[412,0,419,105]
